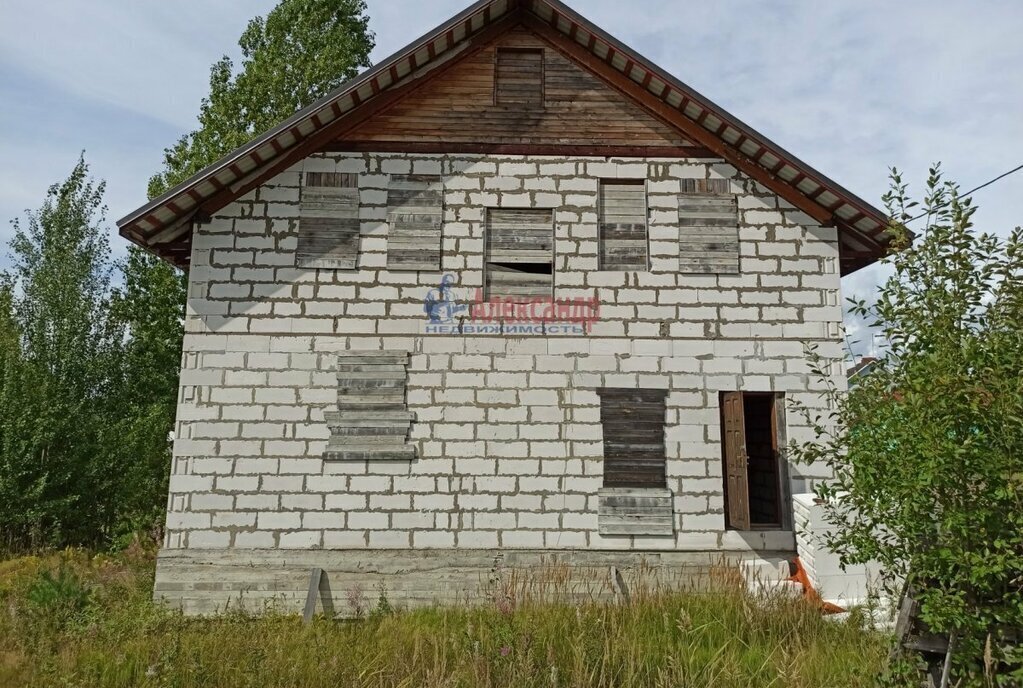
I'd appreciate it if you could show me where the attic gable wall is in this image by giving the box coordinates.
[340,26,697,151]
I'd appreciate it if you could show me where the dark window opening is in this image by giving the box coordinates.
[489,262,552,275]
[598,388,668,489]
[495,48,544,107]
[720,392,785,530]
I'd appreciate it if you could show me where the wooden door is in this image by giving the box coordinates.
[721,392,751,530]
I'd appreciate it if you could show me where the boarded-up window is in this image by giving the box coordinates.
[298,172,360,269]
[597,388,668,488]
[495,48,544,107]
[678,178,739,274]
[323,351,415,462]
[386,175,443,271]
[485,208,554,300]
[599,180,648,270]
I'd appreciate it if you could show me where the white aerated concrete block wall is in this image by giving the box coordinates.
[167,151,847,555]
[793,494,885,607]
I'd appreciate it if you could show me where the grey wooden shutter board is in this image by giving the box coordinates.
[597,388,669,488]
[595,388,673,536]
[387,175,443,271]
[600,181,648,270]
[598,488,674,536]
[485,208,554,300]
[322,351,415,462]
[678,178,739,274]
[298,172,360,269]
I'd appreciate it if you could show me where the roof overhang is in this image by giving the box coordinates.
[118,0,893,273]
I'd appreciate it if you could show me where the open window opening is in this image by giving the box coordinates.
[720,392,786,530]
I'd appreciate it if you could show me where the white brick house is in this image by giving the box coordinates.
[119,0,892,615]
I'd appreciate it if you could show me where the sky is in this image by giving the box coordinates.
[1,0,1021,358]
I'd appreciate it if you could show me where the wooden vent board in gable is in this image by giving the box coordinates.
[600,180,648,270]
[298,172,360,269]
[485,208,554,300]
[679,179,740,274]
[339,28,696,150]
[495,48,543,107]
[386,175,444,271]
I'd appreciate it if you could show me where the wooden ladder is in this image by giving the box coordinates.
[891,588,955,688]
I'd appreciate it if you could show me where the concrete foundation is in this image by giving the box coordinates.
[153,548,788,616]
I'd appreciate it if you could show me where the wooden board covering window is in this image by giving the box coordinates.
[721,391,751,530]
[599,180,648,270]
[597,388,668,488]
[485,208,554,300]
[298,172,360,269]
[678,178,740,274]
[386,175,443,271]
[323,351,415,462]
[495,48,544,107]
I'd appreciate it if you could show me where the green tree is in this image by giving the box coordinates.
[104,249,185,543]
[0,156,125,548]
[148,0,374,197]
[111,0,375,543]
[791,166,1023,685]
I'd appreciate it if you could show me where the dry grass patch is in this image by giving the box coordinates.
[0,549,887,687]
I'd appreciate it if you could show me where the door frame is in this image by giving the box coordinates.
[719,391,790,531]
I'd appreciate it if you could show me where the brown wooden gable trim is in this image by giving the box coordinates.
[340,25,696,152]
[119,0,891,274]
[521,13,835,226]
[325,141,716,157]
[195,13,525,222]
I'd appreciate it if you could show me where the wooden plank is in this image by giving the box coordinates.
[302,568,324,624]
[678,192,739,275]
[681,178,731,194]
[386,175,443,272]
[495,47,543,106]
[323,352,415,462]
[298,171,361,270]
[599,180,648,270]
[598,487,673,536]
[485,208,554,300]
[722,392,751,530]
[306,172,358,188]
[597,388,667,489]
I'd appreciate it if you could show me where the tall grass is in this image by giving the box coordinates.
[0,548,886,687]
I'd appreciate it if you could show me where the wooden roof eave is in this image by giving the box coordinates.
[117,0,894,275]
[116,0,513,247]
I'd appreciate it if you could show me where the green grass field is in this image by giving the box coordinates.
[0,547,888,687]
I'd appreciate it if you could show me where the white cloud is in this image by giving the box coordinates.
[0,0,1020,329]
[0,0,277,130]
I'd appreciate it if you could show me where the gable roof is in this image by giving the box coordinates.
[118,0,892,273]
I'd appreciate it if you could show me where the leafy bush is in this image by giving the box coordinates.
[790,166,1023,685]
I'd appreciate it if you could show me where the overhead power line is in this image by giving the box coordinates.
[906,161,1023,224]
